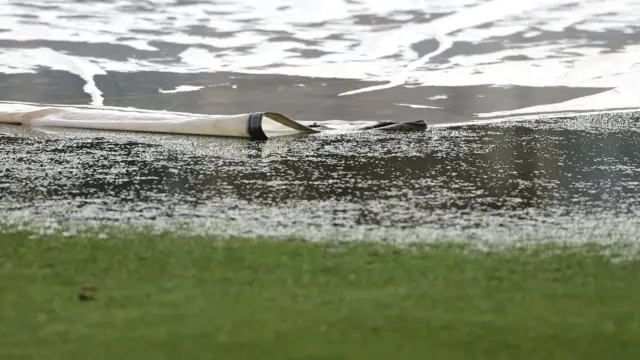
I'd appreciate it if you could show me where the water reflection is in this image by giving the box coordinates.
[1,113,639,242]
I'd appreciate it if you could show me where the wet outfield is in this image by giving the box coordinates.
[2,111,639,244]
[1,0,640,244]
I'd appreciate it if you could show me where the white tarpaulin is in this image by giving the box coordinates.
[0,101,320,140]
[0,101,427,139]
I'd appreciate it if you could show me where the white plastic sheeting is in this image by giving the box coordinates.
[0,102,319,140]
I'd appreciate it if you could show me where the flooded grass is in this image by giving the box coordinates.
[2,112,640,244]
[1,228,640,360]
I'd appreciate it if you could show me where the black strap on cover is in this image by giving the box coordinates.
[246,112,268,140]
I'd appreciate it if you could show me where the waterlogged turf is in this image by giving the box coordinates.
[3,2,640,358]
[1,229,639,360]
[2,112,640,244]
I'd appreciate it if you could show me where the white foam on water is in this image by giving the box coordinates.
[338,0,562,95]
[395,103,443,109]
[1,0,640,114]
[478,84,640,118]
[0,47,106,106]
[158,85,205,94]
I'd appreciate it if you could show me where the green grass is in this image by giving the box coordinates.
[1,229,639,360]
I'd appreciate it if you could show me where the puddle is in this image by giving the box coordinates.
[1,112,639,244]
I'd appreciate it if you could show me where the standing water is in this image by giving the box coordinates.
[1,0,640,244]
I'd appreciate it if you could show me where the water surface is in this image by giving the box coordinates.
[2,112,639,243]
[1,0,640,244]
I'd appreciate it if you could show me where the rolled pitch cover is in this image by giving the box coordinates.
[0,102,320,140]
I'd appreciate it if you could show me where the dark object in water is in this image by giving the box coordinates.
[359,120,427,132]
[306,119,428,133]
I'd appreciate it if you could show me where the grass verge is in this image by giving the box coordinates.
[1,229,639,360]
